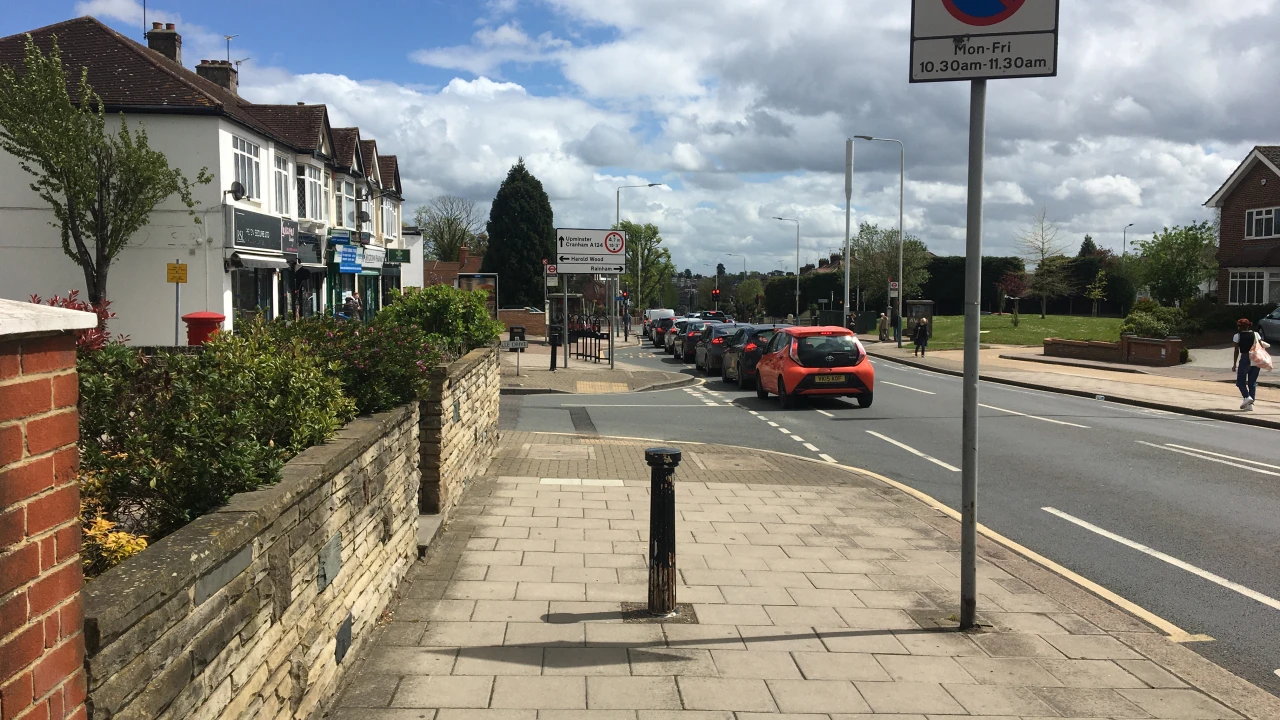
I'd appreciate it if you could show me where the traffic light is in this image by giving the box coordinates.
[711,288,721,300]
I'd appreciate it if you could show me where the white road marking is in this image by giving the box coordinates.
[1163,443,1280,472]
[803,443,820,452]
[767,421,779,427]
[816,409,835,417]
[979,403,1090,428]
[819,453,838,463]
[748,410,760,415]
[1043,507,1280,612]
[1136,441,1280,477]
[778,427,791,434]
[881,381,935,395]
[790,435,804,442]
[557,403,732,408]
[865,431,961,472]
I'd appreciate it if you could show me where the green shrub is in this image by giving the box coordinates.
[1184,298,1276,334]
[1179,347,1190,364]
[77,323,353,541]
[1119,311,1170,338]
[1120,304,1191,338]
[378,285,503,358]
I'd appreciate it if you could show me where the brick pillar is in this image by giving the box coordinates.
[1,303,95,720]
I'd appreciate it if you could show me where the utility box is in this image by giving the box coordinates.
[508,326,526,352]
[905,300,935,339]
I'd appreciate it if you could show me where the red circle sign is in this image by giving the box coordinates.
[604,231,625,254]
[941,0,1025,26]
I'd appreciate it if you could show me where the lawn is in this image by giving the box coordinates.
[926,314,1122,350]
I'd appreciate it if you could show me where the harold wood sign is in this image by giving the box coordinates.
[555,228,626,274]
[910,0,1059,83]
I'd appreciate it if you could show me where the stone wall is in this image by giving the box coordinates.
[419,346,500,518]
[81,406,420,720]
[0,302,96,720]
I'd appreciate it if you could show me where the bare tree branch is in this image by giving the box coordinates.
[415,195,483,261]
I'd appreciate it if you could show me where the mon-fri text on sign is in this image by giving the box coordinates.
[555,228,626,274]
[910,0,1058,83]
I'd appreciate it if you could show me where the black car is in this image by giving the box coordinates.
[700,310,728,322]
[652,317,676,347]
[678,320,718,361]
[694,322,739,374]
[721,324,790,388]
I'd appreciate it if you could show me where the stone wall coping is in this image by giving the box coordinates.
[0,298,97,338]
[83,403,415,652]
[1044,337,1120,348]
[433,344,497,381]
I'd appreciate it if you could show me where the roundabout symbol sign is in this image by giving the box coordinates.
[941,0,1026,26]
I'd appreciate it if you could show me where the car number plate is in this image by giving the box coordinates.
[814,374,845,384]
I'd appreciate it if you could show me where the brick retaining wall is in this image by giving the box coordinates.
[499,309,547,338]
[1044,336,1185,367]
[419,346,499,519]
[81,406,420,720]
[1042,338,1123,363]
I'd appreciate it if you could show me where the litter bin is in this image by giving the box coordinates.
[181,311,225,346]
[508,325,526,352]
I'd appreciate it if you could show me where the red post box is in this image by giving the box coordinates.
[181,311,226,346]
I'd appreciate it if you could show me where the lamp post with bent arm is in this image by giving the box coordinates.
[855,135,905,347]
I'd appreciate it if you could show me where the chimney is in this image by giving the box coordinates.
[458,246,469,265]
[196,59,238,95]
[145,22,182,65]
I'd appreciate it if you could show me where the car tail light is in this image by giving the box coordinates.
[712,337,723,345]
[744,342,757,352]
[788,338,800,364]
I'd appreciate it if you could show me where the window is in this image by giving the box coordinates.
[233,136,260,199]
[1245,208,1279,239]
[323,171,331,224]
[298,165,323,222]
[381,197,397,238]
[273,155,290,215]
[1229,270,1265,304]
[342,182,355,227]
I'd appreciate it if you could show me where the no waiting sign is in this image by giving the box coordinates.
[910,0,1059,83]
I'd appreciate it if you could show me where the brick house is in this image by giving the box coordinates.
[1205,146,1280,306]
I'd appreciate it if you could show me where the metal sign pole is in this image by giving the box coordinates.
[174,257,180,345]
[960,78,987,630]
[609,276,616,370]
[563,274,570,369]
[843,140,853,326]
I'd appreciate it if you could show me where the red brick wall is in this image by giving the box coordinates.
[499,309,547,338]
[1217,160,1280,302]
[1042,338,1122,363]
[0,334,87,720]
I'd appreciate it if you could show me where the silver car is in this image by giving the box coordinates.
[1259,307,1280,342]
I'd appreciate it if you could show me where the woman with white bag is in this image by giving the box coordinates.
[1232,318,1272,411]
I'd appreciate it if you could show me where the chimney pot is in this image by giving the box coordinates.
[165,22,175,30]
[152,22,162,29]
[146,22,181,64]
[196,59,238,95]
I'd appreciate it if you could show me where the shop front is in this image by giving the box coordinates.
[360,245,386,321]
[293,233,326,318]
[227,207,290,329]
[383,248,409,306]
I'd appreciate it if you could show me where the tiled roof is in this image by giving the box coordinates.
[423,249,483,286]
[0,17,289,147]
[332,128,361,174]
[378,155,401,196]
[246,104,329,155]
[1259,146,1280,167]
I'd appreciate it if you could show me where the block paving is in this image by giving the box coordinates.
[330,432,1269,719]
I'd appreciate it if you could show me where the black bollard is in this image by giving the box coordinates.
[645,447,682,615]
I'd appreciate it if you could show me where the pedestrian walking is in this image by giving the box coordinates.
[912,317,930,357]
[878,312,889,342]
[1232,318,1272,410]
[890,307,901,344]
[623,313,631,342]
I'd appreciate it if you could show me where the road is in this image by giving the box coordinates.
[500,339,1280,695]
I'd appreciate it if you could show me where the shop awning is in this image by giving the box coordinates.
[228,252,289,271]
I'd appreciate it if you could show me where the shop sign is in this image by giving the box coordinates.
[232,208,282,251]
[281,219,299,254]
[297,235,323,265]
[386,248,411,263]
[328,229,352,245]
[362,245,386,268]
[337,245,362,274]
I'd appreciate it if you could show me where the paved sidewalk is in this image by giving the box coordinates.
[502,337,693,394]
[865,343,1280,430]
[996,350,1280,391]
[329,431,1279,719]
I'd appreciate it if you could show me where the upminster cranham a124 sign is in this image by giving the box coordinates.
[554,228,627,274]
[911,0,1059,83]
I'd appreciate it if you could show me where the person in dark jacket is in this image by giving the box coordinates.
[912,317,930,357]
[1232,318,1267,410]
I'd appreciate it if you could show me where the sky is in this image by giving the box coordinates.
[2,0,1273,274]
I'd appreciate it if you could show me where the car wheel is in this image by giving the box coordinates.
[857,392,874,409]
[738,367,751,390]
[720,363,729,383]
[756,377,768,399]
[778,376,792,409]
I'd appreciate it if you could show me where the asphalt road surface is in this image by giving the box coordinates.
[501,340,1280,695]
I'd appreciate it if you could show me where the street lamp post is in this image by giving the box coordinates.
[854,136,905,347]
[1122,222,1135,257]
[726,252,747,276]
[616,183,664,311]
[773,217,800,320]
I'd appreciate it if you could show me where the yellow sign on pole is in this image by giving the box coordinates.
[166,262,188,284]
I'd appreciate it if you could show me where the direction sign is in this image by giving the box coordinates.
[554,228,627,274]
[910,0,1058,83]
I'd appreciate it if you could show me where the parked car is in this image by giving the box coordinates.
[1259,307,1280,343]
[678,320,718,361]
[721,324,789,388]
[653,316,677,347]
[664,318,690,354]
[694,322,740,374]
[755,326,874,408]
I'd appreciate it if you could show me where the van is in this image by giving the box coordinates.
[644,309,675,340]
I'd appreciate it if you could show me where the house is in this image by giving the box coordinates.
[1205,146,1280,306]
[0,17,410,343]
[422,246,484,286]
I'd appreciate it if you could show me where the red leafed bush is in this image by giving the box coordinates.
[29,290,129,349]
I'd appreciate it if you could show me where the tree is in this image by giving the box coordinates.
[1134,221,1217,306]
[996,271,1029,327]
[1083,269,1108,317]
[716,262,726,278]
[1016,207,1070,266]
[1078,234,1098,258]
[849,222,931,309]
[0,35,210,308]
[616,220,675,310]
[735,278,763,320]
[414,195,483,261]
[481,159,554,307]
[1028,255,1074,319]
[682,268,693,279]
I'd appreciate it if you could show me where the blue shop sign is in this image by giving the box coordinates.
[337,245,361,273]
[329,229,352,245]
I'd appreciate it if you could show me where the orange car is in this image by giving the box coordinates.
[754,326,874,408]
